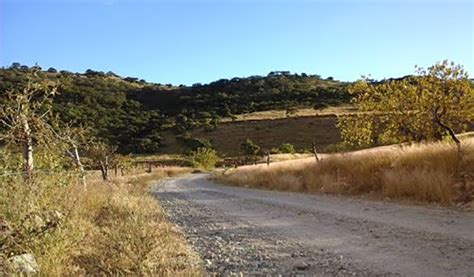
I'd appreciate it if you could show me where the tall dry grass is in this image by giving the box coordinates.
[217,139,474,205]
[1,167,201,276]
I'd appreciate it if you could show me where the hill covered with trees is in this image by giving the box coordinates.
[0,64,351,153]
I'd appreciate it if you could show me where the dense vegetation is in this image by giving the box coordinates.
[0,65,350,154]
[339,61,474,147]
[134,71,349,116]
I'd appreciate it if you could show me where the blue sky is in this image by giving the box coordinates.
[1,0,473,85]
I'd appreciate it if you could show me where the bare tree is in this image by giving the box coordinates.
[50,124,89,188]
[85,140,117,181]
[0,70,58,179]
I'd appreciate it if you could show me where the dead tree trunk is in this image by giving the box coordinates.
[312,139,320,162]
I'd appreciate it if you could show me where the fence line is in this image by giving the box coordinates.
[0,169,83,177]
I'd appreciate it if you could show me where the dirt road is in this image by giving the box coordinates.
[153,173,474,276]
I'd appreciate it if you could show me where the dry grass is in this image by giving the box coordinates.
[158,115,342,156]
[220,105,356,122]
[1,167,201,276]
[216,139,474,205]
[259,153,313,163]
[158,107,351,156]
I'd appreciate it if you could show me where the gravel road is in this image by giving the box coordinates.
[152,173,474,276]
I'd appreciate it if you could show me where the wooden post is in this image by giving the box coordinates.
[266,151,270,166]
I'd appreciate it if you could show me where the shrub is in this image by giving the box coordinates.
[278,143,296,154]
[190,148,219,171]
[241,139,260,156]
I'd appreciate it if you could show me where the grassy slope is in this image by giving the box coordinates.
[220,105,356,122]
[159,105,474,157]
[216,138,474,206]
[1,168,201,275]
[159,114,341,156]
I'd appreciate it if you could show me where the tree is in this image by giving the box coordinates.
[85,140,117,181]
[278,143,295,154]
[51,124,89,188]
[9,62,21,70]
[338,61,474,146]
[190,147,219,170]
[0,70,59,178]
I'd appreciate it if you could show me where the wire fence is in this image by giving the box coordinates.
[0,169,83,178]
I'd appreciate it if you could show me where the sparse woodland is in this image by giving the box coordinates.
[219,61,474,205]
[1,61,473,275]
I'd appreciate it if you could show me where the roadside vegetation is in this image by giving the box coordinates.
[0,71,201,275]
[0,167,201,275]
[217,138,474,205]
[217,61,474,206]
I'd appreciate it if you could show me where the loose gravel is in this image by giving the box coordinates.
[152,173,474,276]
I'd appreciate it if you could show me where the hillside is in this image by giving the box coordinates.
[159,113,343,156]
[0,65,351,154]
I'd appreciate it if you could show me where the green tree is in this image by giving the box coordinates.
[190,147,219,170]
[338,61,474,146]
[278,143,296,154]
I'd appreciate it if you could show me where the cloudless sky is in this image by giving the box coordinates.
[1,0,473,85]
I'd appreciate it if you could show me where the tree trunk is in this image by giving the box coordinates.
[434,118,460,145]
[21,117,34,179]
[99,156,109,181]
[312,139,320,162]
[433,108,460,146]
[72,143,86,189]
[266,151,270,166]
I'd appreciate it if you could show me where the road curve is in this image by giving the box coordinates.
[152,173,474,276]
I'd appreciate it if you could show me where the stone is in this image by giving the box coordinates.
[10,253,39,275]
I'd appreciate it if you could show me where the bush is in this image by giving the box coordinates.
[241,139,260,156]
[190,148,219,171]
[182,136,212,151]
[278,143,296,154]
